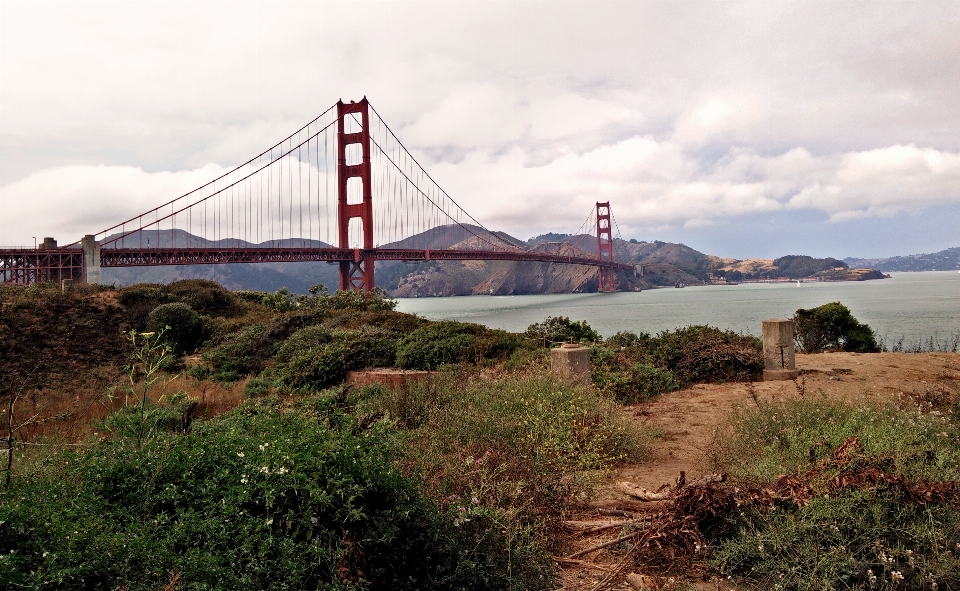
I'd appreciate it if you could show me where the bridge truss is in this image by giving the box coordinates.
[1,98,635,291]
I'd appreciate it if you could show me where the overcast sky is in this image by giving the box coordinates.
[2,1,958,259]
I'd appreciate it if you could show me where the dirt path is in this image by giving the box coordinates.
[557,352,960,591]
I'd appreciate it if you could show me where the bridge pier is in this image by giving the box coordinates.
[81,234,101,284]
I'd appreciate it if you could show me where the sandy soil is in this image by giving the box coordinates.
[556,352,960,591]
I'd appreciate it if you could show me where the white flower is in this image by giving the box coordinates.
[237,452,244,458]
[260,466,270,474]
[891,571,904,581]
[265,518,273,526]
[240,476,248,484]
[311,516,318,524]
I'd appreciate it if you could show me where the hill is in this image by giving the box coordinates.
[845,246,960,272]
[93,228,887,295]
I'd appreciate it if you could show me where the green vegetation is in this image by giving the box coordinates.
[794,301,879,353]
[592,326,762,402]
[708,398,960,590]
[524,316,600,345]
[3,279,956,590]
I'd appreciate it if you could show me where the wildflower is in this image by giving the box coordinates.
[891,571,904,581]
[237,452,244,458]
[240,476,248,484]
[260,466,270,474]
[311,516,318,524]
[265,518,273,526]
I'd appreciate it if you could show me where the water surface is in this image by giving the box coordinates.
[395,271,960,344]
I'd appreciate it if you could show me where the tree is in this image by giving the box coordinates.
[793,302,878,353]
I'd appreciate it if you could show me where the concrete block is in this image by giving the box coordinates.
[81,234,101,285]
[551,343,591,381]
[762,319,796,373]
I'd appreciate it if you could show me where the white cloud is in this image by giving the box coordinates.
[1,1,959,252]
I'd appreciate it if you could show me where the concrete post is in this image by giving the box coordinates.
[762,319,799,380]
[81,234,101,285]
[551,343,591,382]
[40,237,58,249]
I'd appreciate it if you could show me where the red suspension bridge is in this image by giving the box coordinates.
[1,98,636,292]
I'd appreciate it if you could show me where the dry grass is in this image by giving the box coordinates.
[7,373,245,443]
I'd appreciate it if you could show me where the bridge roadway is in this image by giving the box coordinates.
[0,246,634,285]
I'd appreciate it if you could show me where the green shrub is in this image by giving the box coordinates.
[794,302,879,353]
[708,399,960,590]
[525,316,600,345]
[271,326,398,390]
[396,321,488,370]
[147,302,203,354]
[1,399,540,590]
[200,324,277,382]
[592,326,762,392]
[592,359,679,403]
[166,279,239,316]
[118,284,177,330]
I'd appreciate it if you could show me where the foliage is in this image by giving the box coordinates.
[256,285,398,313]
[396,321,521,370]
[794,302,879,353]
[147,303,203,354]
[1,397,540,591]
[707,398,960,590]
[524,316,600,346]
[268,326,398,391]
[165,279,240,315]
[592,326,762,398]
[607,330,643,348]
[197,324,278,382]
[592,356,679,403]
[99,329,188,447]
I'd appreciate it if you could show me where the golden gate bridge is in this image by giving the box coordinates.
[1,98,635,292]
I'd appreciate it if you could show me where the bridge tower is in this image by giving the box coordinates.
[337,98,375,291]
[596,202,615,292]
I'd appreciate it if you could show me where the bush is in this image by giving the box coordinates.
[1,399,536,590]
[525,316,600,346]
[146,302,203,354]
[396,321,520,370]
[165,279,239,315]
[199,324,277,382]
[593,326,762,392]
[592,358,679,403]
[794,302,879,353]
[271,326,398,390]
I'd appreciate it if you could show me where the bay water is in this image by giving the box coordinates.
[395,271,960,345]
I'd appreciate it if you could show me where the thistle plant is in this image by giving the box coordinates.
[101,327,182,446]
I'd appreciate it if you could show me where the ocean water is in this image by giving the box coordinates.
[395,271,960,345]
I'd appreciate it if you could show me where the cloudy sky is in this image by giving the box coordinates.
[2,1,958,259]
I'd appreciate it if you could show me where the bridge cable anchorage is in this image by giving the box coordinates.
[4,98,632,289]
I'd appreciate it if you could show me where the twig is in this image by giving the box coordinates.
[566,530,641,559]
[552,556,612,571]
[617,473,726,501]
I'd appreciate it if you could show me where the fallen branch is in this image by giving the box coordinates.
[552,556,612,571]
[618,473,726,501]
[566,530,641,560]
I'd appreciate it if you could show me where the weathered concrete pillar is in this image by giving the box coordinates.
[551,343,591,382]
[40,237,58,249]
[762,319,799,381]
[81,234,101,285]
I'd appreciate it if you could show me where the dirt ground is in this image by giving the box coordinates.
[556,352,960,591]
